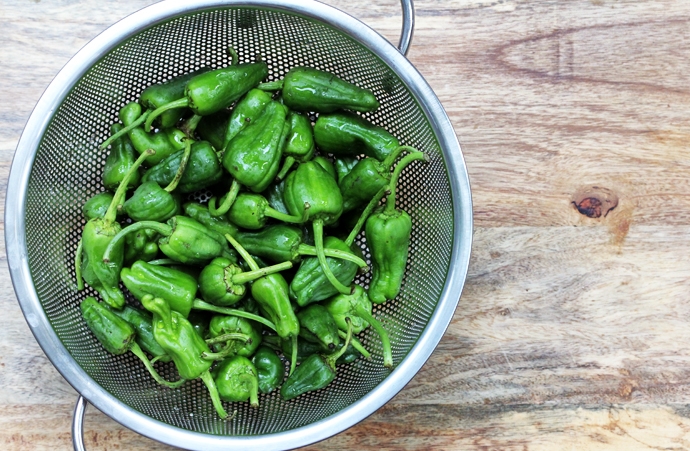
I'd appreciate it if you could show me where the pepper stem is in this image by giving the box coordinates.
[104,149,154,222]
[200,370,229,420]
[102,221,172,263]
[290,334,298,377]
[354,305,393,368]
[345,185,389,246]
[202,333,253,360]
[297,244,368,269]
[326,318,353,368]
[338,331,372,360]
[237,373,260,408]
[99,112,151,150]
[146,258,178,266]
[163,138,192,192]
[181,114,203,137]
[208,180,241,216]
[276,156,296,181]
[74,239,84,291]
[144,97,190,132]
[129,342,186,389]
[231,260,293,285]
[381,145,418,169]
[313,220,352,295]
[192,299,277,332]
[385,152,429,215]
[227,46,239,65]
[257,80,284,91]
[224,234,260,272]
[204,332,254,346]
[264,203,306,224]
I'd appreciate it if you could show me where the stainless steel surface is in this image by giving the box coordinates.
[72,396,87,451]
[6,0,472,450]
[398,0,415,56]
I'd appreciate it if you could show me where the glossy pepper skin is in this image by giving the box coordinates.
[313,112,400,162]
[366,207,411,304]
[112,304,170,362]
[141,295,228,418]
[142,140,223,194]
[139,67,210,128]
[276,111,317,180]
[268,335,361,365]
[214,355,260,407]
[82,192,115,221]
[235,224,304,263]
[123,228,159,265]
[297,304,340,350]
[334,156,359,184]
[282,160,343,226]
[208,314,262,358]
[280,318,353,401]
[312,156,336,180]
[123,181,181,222]
[280,67,379,113]
[102,123,141,191]
[227,193,304,230]
[223,88,273,148]
[183,202,239,241]
[80,151,151,309]
[119,102,186,166]
[196,111,229,151]
[252,346,283,394]
[223,100,290,193]
[120,260,198,317]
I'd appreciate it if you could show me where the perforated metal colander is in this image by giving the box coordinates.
[6,1,472,450]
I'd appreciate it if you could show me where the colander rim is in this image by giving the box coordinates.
[5,0,473,449]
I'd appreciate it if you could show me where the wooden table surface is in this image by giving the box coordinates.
[3,0,690,449]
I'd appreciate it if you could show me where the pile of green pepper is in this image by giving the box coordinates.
[75,56,427,420]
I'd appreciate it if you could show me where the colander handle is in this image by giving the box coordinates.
[72,395,87,451]
[398,0,415,56]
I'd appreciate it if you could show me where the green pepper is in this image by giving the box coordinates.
[141,294,228,419]
[192,298,278,333]
[102,123,141,191]
[263,67,379,113]
[122,181,183,222]
[144,62,269,129]
[119,102,187,166]
[280,318,353,401]
[222,100,289,193]
[214,355,259,407]
[82,192,116,221]
[334,156,359,184]
[198,256,293,307]
[78,150,152,309]
[123,228,159,265]
[365,152,427,304]
[224,234,300,341]
[312,155,336,180]
[222,88,273,149]
[313,112,400,162]
[111,304,170,363]
[322,284,392,368]
[104,215,236,266]
[265,180,289,215]
[120,260,198,317]
[276,111,316,180]
[139,67,210,128]
[283,160,356,294]
[297,304,340,350]
[206,314,262,358]
[80,297,183,388]
[265,333,367,365]
[196,110,229,151]
[252,346,284,394]
[183,202,240,240]
[226,193,305,230]
[141,140,223,194]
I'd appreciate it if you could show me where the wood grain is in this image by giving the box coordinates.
[2,0,690,450]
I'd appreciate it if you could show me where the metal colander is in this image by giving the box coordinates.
[6,1,472,450]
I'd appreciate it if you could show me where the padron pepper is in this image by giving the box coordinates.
[334,156,359,184]
[123,228,159,265]
[144,62,269,129]
[252,346,284,394]
[322,284,393,368]
[102,123,141,191]
[261,66,379,113]
[82,192,116,221]
[139,67,211,129]
[80,297,183,388]
[312,155,336,181]
[214,355,260,407]
[365,152,428,304]
[77,150,152,309]
[205,314,262,359]
[264,332,368,365]
[297,304,340,350]
[141,294,228,419]
[280,318,353,401]
[226,193,305,230]
[183,202,239,242]
[191,298,278,333]
[112,304,170,363]
[142,140,223,194]
[104,215,236,266]
[198,256,293,307]
[196,110,229,151]
[222,87,273,149]
[276,111,316,181]
[313,112,400,162]
[120,260,198,317]
[118,102,186,166]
